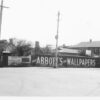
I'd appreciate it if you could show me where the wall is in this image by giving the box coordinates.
[31,55,100,68]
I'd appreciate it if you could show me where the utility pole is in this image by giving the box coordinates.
[55,11,60,68]
[0,0,9,39]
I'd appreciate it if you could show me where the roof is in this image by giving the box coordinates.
[70,41,100,48]
[0,40,8,51]
[58,48,80,54]
[0,40,15,53]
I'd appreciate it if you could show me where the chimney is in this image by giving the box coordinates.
[90,39,92,43]
[35,41,40,48]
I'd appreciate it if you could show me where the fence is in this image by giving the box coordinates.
[0,54,100,68]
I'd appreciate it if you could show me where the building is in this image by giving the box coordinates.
[58,48,81,56]
[69,40,100,57]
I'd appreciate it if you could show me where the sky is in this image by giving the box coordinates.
[1,0,100,47]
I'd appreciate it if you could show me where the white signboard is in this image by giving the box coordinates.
[8,56,21,65]
[86,50,91,56]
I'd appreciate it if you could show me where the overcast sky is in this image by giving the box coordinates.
[1,0,100,46]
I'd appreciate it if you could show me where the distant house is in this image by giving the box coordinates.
[48,45,81,56]
[69,40,100,56]
[0,40,15,55]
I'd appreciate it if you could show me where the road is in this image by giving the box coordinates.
[0,67,100,96]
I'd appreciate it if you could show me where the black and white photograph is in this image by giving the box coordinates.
[0,0,100,99]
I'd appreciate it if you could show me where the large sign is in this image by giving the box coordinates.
[31,55,99,67]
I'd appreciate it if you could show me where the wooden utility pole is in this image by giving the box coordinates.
[0,0,9,39]
[55,11,60,68]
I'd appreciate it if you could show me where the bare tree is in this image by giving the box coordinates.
[9,38,33,56]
